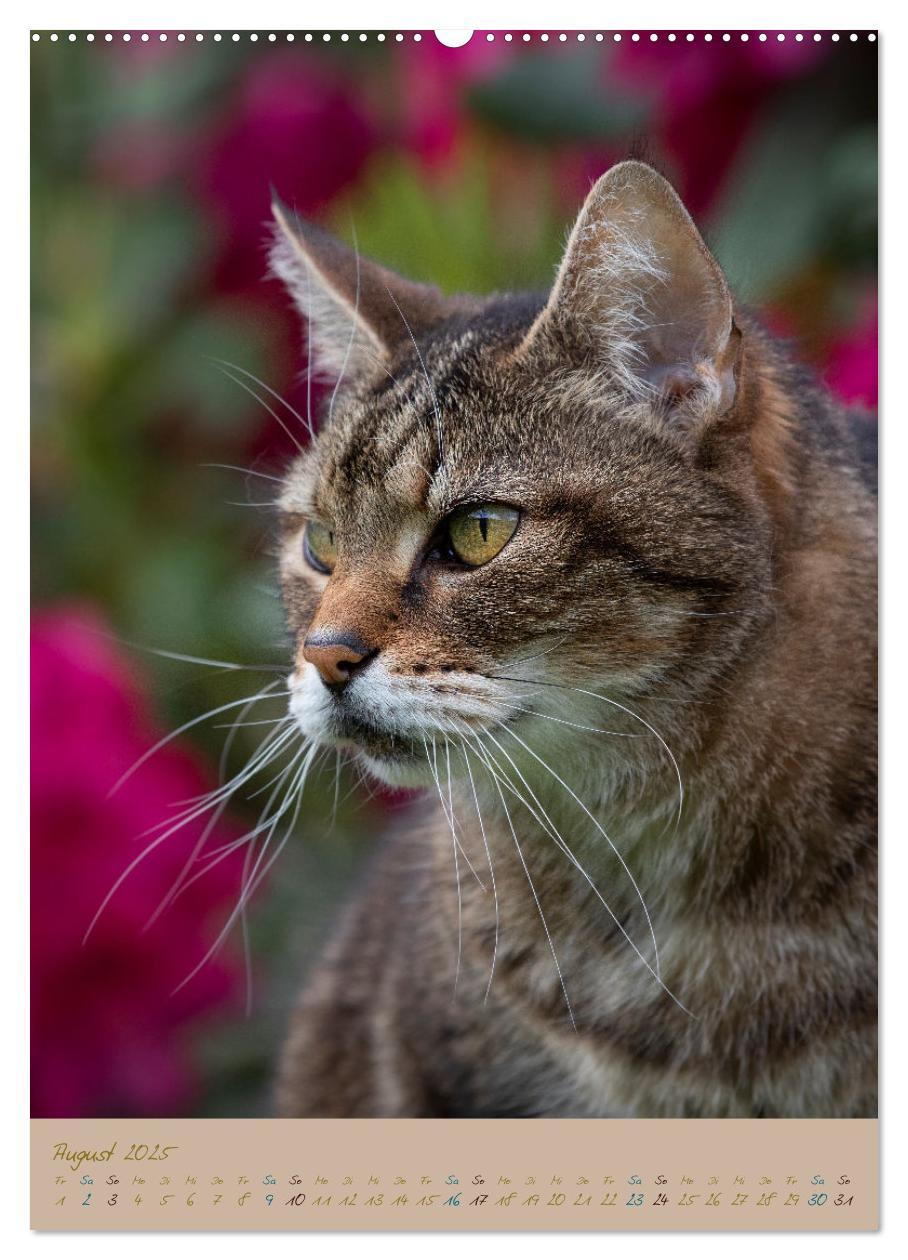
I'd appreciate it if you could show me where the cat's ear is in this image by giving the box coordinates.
[270,199,454,382]
[522,161,739,415]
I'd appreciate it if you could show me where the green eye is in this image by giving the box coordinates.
[446,503,520,567]
[303,520,337,574]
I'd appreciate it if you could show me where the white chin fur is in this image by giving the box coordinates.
[286,659,513,786]
[357,752,438,790]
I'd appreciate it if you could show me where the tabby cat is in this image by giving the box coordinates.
[268,161,877,1118]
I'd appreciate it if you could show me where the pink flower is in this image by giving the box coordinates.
[395,35,512,169]
[180,52,380,462]
[824,300,878,408]
[611,35,826,216]
[31,609,246,1117]
[194,53,377,292]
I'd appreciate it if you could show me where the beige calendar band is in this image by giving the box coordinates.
[31,1117,878,1232]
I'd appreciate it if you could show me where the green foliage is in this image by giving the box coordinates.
[330,153,562,295]
[470,49,649,141]
[708,93,877,302]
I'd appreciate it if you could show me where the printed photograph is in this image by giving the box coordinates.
[31,30,877,1119]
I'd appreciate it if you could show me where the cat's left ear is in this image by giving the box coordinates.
[270,198,459,383]
[522,161,740,416]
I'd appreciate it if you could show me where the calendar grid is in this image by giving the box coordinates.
[31,1118,878,1231]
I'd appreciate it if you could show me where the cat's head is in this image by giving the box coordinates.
[270,161,776,791]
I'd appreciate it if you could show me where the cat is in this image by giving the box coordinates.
[267,160,877,1118]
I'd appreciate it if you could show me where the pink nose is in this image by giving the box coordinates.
[302,636,372,689]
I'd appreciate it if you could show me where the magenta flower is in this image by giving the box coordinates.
[31,608,246,1117]
[611,35,826,216]
[194,52,377,292]
[824,299,878,409]
[395,35,512,169]
[184,51,379,462]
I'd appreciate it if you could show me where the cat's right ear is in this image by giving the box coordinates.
[269,199,453,384]
[519,161,739,419]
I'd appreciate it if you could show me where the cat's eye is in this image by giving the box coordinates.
[303,520,337,574]
[445,503,520,567]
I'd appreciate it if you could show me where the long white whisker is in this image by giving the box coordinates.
[477,741,576,1032]
[213,363,306,455]
[329,748,343,831]
[107,688,290,798]
[145,721,297,822]
[458,734,499,1004]
[492,673,684,826]
[490,725,662,981]
[138,646,287,674]
[174,743,308,895]
[79,625,288,677]
[475,728,691,1018]
[144,694,292,928]
[465,728,631,966]
[468,728,692,1016]
[492,728,694,1016]
[209,357,315,442]
[199,462,284,484]
[85,723,298,944]
[485,728,690,1015]
[505,636,570,667]
[422,733,486,889]
[238,734,305,1016]
[171,742,319,994]
[445,745,487,891]
[507,704,639,738]
[212,715,292,729]
[223,499,284,509]
[442,739,464,1001]
[424,736,464,1002]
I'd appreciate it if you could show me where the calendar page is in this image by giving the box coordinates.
[32,1119,876,1229]
[29,23,879,1237]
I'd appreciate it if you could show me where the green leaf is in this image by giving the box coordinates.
[145,308,277,438]
[707,96,877,301]
[328,153,562,296]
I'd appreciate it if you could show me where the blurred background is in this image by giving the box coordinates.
[31,30,877,1118]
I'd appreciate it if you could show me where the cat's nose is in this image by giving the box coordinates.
[302,633,374,690]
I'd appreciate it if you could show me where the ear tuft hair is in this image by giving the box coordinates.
[522,161,739,418]
[269,199,466,388]
[269,202,384,383]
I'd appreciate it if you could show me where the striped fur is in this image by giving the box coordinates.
[270,163,876,1118]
